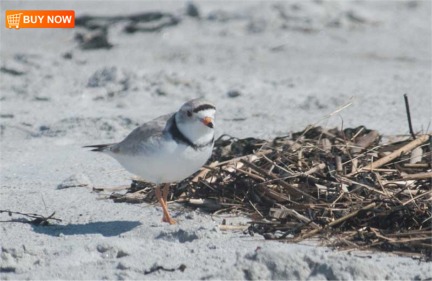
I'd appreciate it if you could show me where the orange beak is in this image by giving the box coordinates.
[202,117,214,128]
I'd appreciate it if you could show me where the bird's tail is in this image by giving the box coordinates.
[83,143,115,152]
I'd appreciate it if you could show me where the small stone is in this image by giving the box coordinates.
[116,250,129,258]
[62,52,73,60]
[96,244,110,253]
[34,96,50,101]
[227,90,241,98]
[117,262,129,270]
[186,2,200,18]
[155,87,168,96]
[39,125,50,131]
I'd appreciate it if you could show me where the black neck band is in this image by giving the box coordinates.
[169,116,214,150]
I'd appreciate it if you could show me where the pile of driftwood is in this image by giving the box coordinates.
[110,125,431,259]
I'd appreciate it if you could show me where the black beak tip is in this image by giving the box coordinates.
[207,122,214,129]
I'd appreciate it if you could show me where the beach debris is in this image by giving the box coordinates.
[74,11,180,50]
[75,12,180,34]
[144,263,186,275]
[124,13,180,33]
[107,124,431,259]
[86,66,133,98]
[62,52,73,60]
[75,27,112,50]
[186,2,200,18]
[0,66,25,76]
[57,173,93,189]
[0,210,62,226]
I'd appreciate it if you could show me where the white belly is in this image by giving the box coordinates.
[109,140,212,184]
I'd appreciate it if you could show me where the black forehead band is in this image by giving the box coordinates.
[193,104,216,113]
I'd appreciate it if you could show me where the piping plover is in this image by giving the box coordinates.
[85,98,216,224]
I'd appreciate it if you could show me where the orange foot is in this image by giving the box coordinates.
[155,185,177,225]
[162,216,177,225]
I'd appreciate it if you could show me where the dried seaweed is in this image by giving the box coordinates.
[108,126,431,259]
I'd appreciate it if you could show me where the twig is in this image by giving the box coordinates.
[342,145,381,166]
[256,184,296,204]
[235,167,266,181]
[274,204,320,228]
[208,149,273,167]
[350,158,358,174]
[350,127,365,142]
[291,99,353,147]
[404,94,416,139]
[249,200,264,218]
[347,134,430,176]
[0,210,62,225]
[403,163,429,169]
[219,224,249,231]
[144,264,186,275]
[335,156,343,173]
[188,198,222,210]
[402,172,432,180]
[387,230,432,237]
[261,154,296,177]
[295,202,377,241]
[351,130,379,154]
[192,161,219,182]
[304,163,326,176]
[402,190,432,206]
[240,159,317,201]
[370,228,430,244]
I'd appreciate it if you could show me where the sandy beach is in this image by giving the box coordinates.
[1,1,431,279]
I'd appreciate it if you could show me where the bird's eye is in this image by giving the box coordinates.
[187,111,192,117]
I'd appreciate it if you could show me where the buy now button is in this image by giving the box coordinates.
[5,10,75,29]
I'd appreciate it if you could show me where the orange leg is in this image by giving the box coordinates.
[162,184,170,205]
[155,185,176,225]
[161,183,176,224]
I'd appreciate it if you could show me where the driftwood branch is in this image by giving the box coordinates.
[348,134,430,176]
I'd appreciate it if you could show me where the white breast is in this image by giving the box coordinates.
[109,139,213,184]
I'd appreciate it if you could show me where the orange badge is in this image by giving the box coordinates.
[5,10,75,29]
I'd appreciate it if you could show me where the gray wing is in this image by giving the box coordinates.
[109,113,174,155]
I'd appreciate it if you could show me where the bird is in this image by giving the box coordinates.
[84,98,216,224]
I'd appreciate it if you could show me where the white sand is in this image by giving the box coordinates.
[1,1,431,279]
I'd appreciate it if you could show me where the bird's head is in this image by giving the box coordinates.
[175,98,216,145]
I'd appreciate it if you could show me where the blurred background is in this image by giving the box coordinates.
[1,1,430,143]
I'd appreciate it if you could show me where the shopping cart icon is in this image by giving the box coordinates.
[7,13,22,29]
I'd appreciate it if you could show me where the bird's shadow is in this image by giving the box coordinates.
[32,220,142,237]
